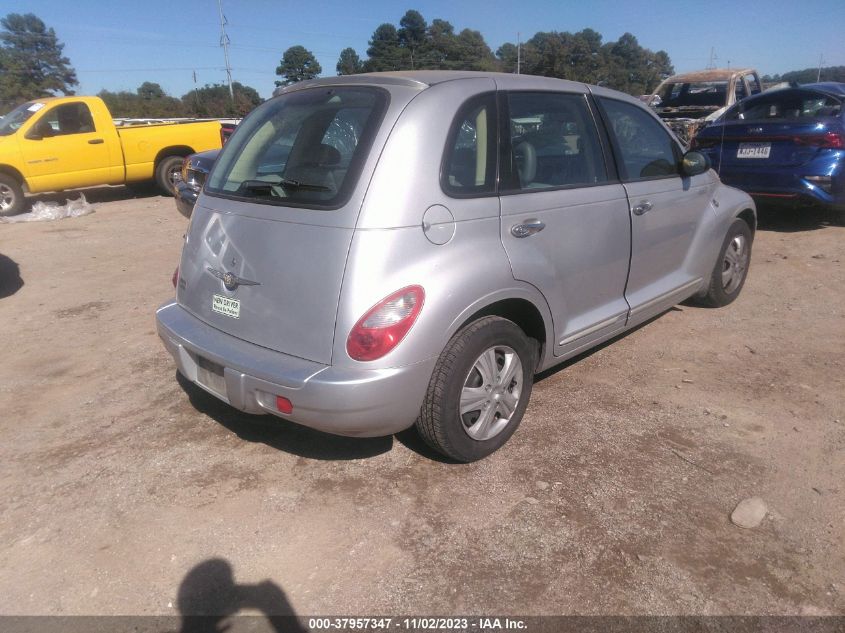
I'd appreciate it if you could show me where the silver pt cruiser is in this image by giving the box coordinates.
[157,71,755,462]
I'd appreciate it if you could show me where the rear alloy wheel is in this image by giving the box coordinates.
[416,316,535,462]
[696,218,752,307]
[0,174,25,217]
[155,156,185,196]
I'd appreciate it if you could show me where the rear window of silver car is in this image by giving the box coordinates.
[205,87,388,209]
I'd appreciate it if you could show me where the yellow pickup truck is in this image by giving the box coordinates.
[0,95,224,215]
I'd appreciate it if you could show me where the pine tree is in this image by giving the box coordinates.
[0,13,77,109]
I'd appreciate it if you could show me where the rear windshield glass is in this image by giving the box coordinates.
[657,81,728,107]
[205,87,388,209]
[725,90,842,121]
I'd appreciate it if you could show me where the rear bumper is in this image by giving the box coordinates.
[156,301,435,437]
[706,152,844,209]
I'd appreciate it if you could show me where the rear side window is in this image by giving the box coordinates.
[657,81,728,108]
[206,87,387,209]
[600,98,679,181]
[503,92,606,191]
[744,74,762,95]
[441,93,497,196]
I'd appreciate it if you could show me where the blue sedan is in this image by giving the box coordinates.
[692,83,844,221]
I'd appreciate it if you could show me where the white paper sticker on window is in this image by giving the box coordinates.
[27,103,45,112]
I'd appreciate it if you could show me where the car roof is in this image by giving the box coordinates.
[273,70,594,97]
[801,82,845,97]
[660,68,755,84]
[752,85,844,102]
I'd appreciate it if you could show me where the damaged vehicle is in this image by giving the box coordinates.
[157,71,755,462]
[646,68,762,145]
[691,82,845,221]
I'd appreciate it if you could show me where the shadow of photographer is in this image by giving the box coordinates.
[0,253,23,299]
[178,558,308,633]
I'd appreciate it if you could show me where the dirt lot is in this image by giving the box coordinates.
[0,189,842,618]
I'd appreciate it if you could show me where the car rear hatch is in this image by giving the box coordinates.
[696,88,844,171]
[701,120,842,170]
[175,83,401,365]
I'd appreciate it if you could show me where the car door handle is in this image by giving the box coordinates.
[632,200,653,216]
[511,219,546,238]
[88,138,104,145]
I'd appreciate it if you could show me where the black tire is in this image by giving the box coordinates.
[0,173,25,217]
[695,218,753,307]
[416,316,536,462]
[155,156,185,196]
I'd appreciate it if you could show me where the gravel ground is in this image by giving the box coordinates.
[0,189,842,617]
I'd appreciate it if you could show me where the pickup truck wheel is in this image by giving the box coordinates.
[0,174,24,216]
[155,156,185,196]
[696,218,752,308]
[416,316,535,463]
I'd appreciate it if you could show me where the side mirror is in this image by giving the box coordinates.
[681,150,711,177]
[25,130,43,141]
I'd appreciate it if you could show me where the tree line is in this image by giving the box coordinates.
[4,9,842,119]
[98,81,262,118]
[280,9,675,97]
[0,9,675,116]
[762,66,845,85]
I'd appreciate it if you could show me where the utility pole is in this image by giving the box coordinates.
[516,32,521,75]
[707,47,717,70]
[817,54,826,82]
[218,0,234,102]
[193,69,200,111]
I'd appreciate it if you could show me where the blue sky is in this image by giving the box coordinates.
[3,0,844,99]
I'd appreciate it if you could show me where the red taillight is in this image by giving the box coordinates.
[220,123,235,145]
[276,396,293,414]
[794,131,844,148]
[346,286,425,362]
[172,266,179,288]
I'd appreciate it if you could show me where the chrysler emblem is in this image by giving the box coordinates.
[207,267,260,291]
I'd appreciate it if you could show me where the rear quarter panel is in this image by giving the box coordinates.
[334,78,555,370]
[333,221,554,371]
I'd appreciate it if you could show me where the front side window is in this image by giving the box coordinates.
[503,92,606,191]
[441,93,497,196]
[206,87,387,209]
[600,98,679,181]
[31,103,96,138]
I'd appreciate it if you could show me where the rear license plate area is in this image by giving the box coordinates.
[196,355,227,397]
[737,142,771,159]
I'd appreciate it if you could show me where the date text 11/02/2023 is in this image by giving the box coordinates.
[307,618,528,630]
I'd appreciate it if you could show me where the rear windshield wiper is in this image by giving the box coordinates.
[239,177,330,195]
[278,178,330,192]
[239,179,282,196]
